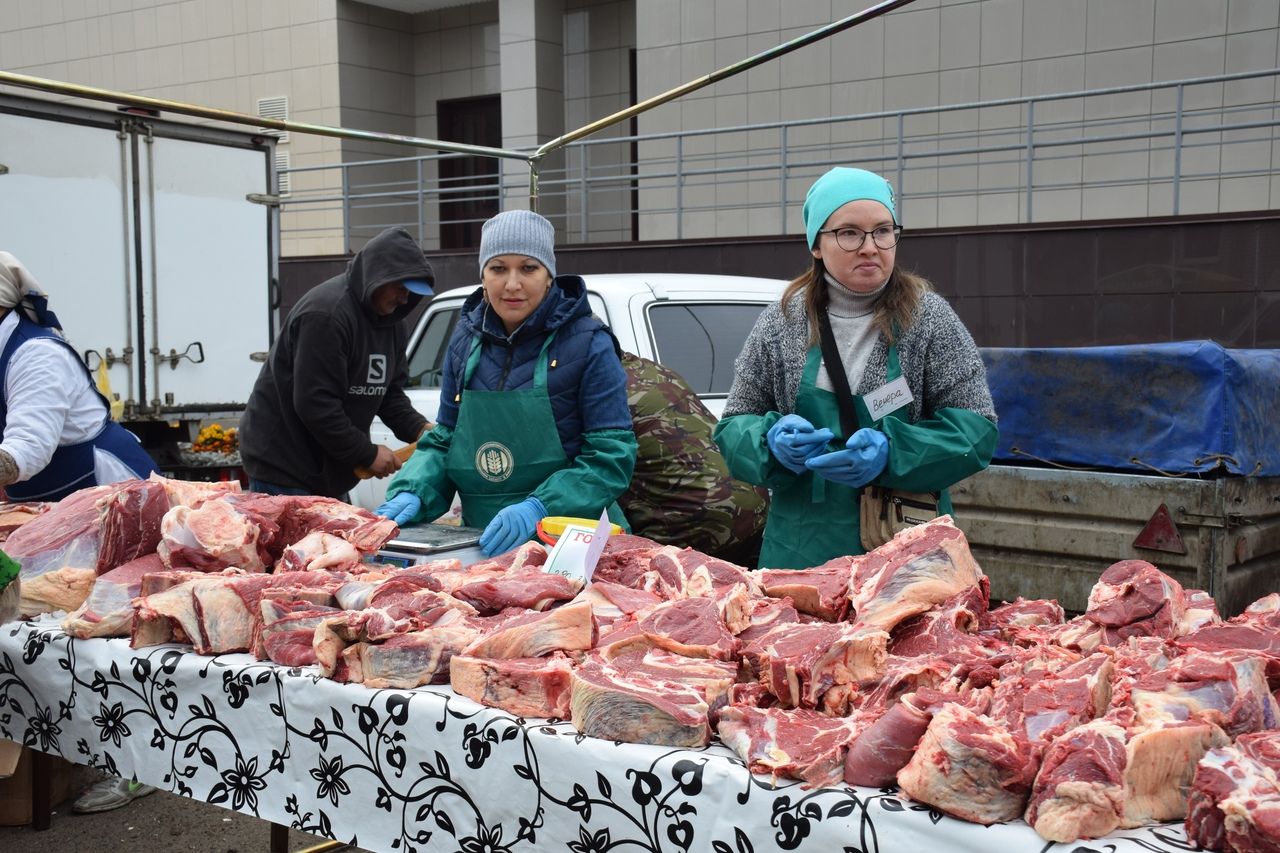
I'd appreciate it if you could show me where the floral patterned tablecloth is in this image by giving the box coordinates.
[0,615,1189,853]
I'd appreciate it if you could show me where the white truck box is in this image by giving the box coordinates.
[0,93,277,442]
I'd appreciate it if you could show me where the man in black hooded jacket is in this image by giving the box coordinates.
[240,227,434,498]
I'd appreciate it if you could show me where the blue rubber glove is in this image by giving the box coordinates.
[375,492,422,526]
[766,414,836,474]
[804,428,890,488]
[479,496,547,557]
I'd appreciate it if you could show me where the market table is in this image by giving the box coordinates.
[0,615,1191,853]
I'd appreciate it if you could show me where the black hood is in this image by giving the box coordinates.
[345,227,435,324]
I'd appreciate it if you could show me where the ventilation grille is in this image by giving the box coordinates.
[275,150,291,196]
[256,96,289,143]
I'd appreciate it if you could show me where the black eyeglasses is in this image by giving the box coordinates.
[817,225,902,252]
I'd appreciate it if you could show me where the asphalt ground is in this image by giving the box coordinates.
[1,764,373,853]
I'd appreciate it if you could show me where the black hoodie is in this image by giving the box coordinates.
[240,228,433,497]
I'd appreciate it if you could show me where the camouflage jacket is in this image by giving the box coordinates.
[619,353,769,558]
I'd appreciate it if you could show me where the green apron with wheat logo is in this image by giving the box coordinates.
[444,334,570,529]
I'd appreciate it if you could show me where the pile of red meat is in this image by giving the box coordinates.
[7,487,1280,851]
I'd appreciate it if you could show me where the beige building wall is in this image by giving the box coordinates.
[634,0,1280,238]
[1,0,1277,253]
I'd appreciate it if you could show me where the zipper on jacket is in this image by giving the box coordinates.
[498,345,514,390]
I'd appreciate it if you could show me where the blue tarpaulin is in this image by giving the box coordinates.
[981,342,1280,477]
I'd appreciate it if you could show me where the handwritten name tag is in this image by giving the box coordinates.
[862,375,913,421]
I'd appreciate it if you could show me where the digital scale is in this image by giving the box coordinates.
[373,522,486,568]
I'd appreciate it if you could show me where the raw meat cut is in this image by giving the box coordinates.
[571,654,716,747]
[718,705,857,787]
[95,478,169,573]
[453,570,582,614]
[1120,720,1229,827]
[463,599,596,659]
[343,622,481,687]
[1187,730,1280,853]
[638,597,737,660]
[277,532,362,573]
[1084,560,1188,643]
[896,702,1038,824]
[450,653,575,718]
[757,557,853,621]
[158,499,275,572]
[1024,719,1128,842]
[847,515,987,635]
[8,484,115,615]
[257,599,343,666]
[62,554,168,639]
[743,622,888,708]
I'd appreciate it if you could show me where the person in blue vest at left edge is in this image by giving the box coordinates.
[0,252,158,502]
[376,209,638,557]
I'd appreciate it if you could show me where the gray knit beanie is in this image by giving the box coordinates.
[478,209,557,278]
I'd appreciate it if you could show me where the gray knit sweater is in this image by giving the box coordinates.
[723,290,997,426]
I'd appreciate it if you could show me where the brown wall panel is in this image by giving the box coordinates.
[281,211,1280,350]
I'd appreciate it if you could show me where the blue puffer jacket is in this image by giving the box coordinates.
[436,275,632,457]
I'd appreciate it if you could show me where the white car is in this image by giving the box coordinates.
[350,272,788,510]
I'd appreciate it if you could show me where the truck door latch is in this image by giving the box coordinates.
[154,341,205,369]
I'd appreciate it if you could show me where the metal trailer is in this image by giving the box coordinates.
[951,464,1280,618]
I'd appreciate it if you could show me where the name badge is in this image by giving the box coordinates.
[862,375,913,421]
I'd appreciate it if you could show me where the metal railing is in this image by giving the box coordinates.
[280,67,1280,252]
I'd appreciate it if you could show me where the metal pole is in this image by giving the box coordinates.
[579,146,589,242]
[0,70,526,162]
[779,125,788,233]
[532,0,917,159]
[676,136,683,240]
[896,113,904,220]
[528,158,539,212]
[1173,83,1185,215]
[416,159,424,246]
[1025,100,1034,222]
[341,163,351,252]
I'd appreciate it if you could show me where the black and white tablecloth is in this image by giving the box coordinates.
[0,615,1189,853]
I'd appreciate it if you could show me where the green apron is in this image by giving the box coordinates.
[758,341,954,569]
[444,333,628,531]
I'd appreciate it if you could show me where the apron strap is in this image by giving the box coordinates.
[816,311,902,435]
[460,331,559,393]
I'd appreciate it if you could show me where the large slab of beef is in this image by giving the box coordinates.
[847,515,987,635]
[450,653,575,718]
[757,557,853,621]
[1024,718,1128,842]
[10,484,116,615]
[1128,650,1279,738]
[1120,719,1229,827]
[896,702,1038,824]
[345,622,482,688]
[62,553,169,639]
[637,596,737,659]
[647,547,760,597]
[990,651,1113,747]
[571,652,721,747]
[452,570,583,615]
[257,599,343,666]
[843,686,989,787]
[1187,730,1280,853]
[744,622,887,708]
[1084,559,1189,643]
[158,499,278,572]
[718,705,857,787]
[462,598,596,659]
[95,478,170,573]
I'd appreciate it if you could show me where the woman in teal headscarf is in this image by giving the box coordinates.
[714,167,998,569]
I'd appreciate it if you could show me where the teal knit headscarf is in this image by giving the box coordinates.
[802,167,898,249]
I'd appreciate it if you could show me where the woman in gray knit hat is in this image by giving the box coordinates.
[376,209,637,555]
[713,167,998,569]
